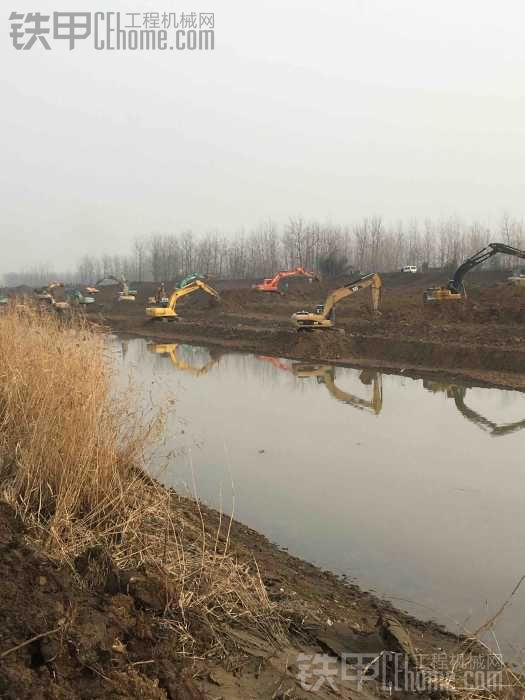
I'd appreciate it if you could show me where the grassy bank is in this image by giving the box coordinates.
[0,304,281,649]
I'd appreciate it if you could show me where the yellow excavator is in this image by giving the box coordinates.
[423,380,525,437]
[146,279,221,320]
[291,272,382,330]
[292,364,383,414]
[148,343,221,376]
[423,242,525,303]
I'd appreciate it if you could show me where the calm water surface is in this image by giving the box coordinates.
[114,336,525,665]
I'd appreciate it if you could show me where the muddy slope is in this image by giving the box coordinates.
[4,495,518,700]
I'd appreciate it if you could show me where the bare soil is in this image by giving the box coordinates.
[91,271,525,390]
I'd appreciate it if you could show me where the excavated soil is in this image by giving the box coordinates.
[89,272,525,390]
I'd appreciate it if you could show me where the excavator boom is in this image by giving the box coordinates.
[424,242,525,302]
[291,272,382,330]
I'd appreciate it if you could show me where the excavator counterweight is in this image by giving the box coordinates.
[291,272,382,330]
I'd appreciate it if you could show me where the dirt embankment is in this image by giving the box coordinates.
[90,272,525,390]
[4,496,519,700]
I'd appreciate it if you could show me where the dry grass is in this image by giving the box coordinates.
[0,302,283,654]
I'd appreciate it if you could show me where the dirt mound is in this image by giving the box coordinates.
[292,329,350,359]
[0,502,202,700]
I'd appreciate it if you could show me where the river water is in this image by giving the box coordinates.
[114,336,525,665]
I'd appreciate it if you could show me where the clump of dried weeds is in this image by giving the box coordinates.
[0,303,283,655]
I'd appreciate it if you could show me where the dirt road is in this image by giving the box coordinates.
[93,271,525,390]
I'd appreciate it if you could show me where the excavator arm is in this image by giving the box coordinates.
[322,273,382,320]
[424,242,525,302]
[292,272,382,329]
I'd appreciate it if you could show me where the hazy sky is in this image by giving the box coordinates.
[2,0,525,273]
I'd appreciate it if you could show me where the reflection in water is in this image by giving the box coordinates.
[424,381,525,437]
[256,355,383,414]
[292,364,383,415]
[148,343,222,377]
[114,337,525,665]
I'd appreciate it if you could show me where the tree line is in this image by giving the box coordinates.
[4,215,525,288]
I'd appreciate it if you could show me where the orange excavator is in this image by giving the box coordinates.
[253,266,317,294]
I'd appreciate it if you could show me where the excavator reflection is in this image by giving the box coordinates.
[424,380,525,437]
[148,343,221,376]
[255,355,293,373]
[292,363,383,415]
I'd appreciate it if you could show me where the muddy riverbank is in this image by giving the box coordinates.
[3,492,520,699]
[83,270,525,391]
